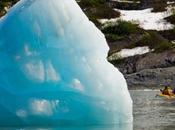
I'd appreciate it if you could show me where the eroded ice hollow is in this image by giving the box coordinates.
[0,0,132,126]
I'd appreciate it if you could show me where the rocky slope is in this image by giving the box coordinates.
[111,49,175,88]
[107,1,175,89]
[79,0,175,89]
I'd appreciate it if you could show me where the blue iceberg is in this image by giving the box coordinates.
[0,0,132,126]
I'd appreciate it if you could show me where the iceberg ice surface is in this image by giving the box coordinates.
[0,0,132,126]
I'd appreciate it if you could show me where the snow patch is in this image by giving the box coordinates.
[99,8,175,31]
[108,46,151,61]
[167,1,175,5]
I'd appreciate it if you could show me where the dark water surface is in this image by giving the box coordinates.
[1,90,175,130]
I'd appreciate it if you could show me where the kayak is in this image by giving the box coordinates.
[157,93,175,99]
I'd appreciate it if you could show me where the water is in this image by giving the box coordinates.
[1,90,175,130]
[130,90,175,130]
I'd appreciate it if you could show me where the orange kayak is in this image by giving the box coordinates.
[157,93,175,99]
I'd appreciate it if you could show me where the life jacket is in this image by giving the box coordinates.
[162,88,171,96]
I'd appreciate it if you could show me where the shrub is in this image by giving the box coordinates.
[78,0,120,19]
[129,31,175,52]
[79,0,98,8]
[102,20,139,36]
[137,31,164,48]
[155,41,175,52]
[105,34,125,42]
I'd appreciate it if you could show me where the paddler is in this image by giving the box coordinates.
[160,86,172,96]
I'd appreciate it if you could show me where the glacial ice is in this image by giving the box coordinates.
[0,0,132,126]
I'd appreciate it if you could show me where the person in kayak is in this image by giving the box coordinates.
[160,86,172,96]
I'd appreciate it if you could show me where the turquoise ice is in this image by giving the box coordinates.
[0,0,132,126]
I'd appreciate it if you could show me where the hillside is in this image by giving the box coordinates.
[78,0,175,89]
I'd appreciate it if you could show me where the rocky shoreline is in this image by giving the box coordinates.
[126,66,175,89]
[111,49,175,89]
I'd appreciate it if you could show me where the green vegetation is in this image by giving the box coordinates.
[105,34,124,42]
[134,31,175,52]
[78,0,105,7]
[136,32,158,48]
[155,40,175,52]
[101,20,139,42]
[78,0,120,27]
[109,57,124,64]
[102,20,139,35]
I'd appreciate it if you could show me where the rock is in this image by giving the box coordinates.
[126,67,175,89]
[108,32,145,55]
[112,50,175,74]
[110,50,175,88]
